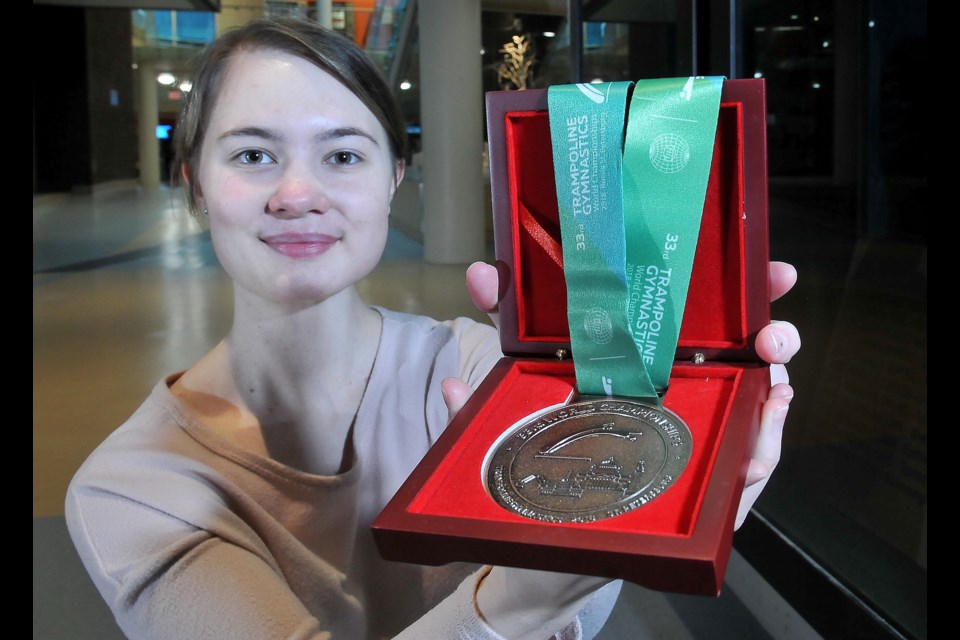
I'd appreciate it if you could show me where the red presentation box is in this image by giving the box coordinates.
[373,79,771,596]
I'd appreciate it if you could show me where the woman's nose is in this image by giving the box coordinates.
[266,164,330,217]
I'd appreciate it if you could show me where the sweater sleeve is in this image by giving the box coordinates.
[65,482,333,640]
[395,566,622,640]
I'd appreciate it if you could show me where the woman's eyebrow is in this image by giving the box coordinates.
[217,126,279,142]
[318,127,379,147]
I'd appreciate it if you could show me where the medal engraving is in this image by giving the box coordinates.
[485,399,692,523]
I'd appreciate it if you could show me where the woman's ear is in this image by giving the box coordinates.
[392,161,406,196]
[182,163,206,205]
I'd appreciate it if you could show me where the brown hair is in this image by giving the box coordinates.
[174,17,408,216]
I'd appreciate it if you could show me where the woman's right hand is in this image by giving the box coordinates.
[474,565,612,640]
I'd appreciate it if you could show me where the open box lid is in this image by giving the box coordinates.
[486,79,771,364]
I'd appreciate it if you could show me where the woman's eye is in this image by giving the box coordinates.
[237,150,273,165]
[329,151,360,165]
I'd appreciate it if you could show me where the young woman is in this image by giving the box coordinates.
[65,17,800,640]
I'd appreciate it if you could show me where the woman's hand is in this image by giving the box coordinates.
[474,565,611,640]
[439,261,502,420]
[735,260,800,528]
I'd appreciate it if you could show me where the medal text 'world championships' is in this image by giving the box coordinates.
[485,399,692,523]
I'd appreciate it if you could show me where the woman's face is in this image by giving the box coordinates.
[196,49,402,306]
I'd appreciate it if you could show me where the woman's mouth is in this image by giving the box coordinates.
[261,233,338,259]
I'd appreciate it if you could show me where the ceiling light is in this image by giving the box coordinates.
[157,72,176,86]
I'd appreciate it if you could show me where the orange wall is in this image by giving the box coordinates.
[315,0,376,47]
[351,0,376,47]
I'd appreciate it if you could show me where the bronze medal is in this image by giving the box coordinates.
[485,399,692,523]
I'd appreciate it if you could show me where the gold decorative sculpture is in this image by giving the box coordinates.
[496,34,535,90]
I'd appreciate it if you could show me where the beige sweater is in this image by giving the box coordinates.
[65,308,620,639]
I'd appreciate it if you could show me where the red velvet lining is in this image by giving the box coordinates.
[504,102,747,350]
[407,360,741,537]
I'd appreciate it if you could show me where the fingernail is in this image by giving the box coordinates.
[774,385,794,402]
[767,331,784,357]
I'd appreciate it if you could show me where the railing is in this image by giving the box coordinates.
[363,0,415,90]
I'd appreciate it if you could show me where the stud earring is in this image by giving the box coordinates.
[203,208,209,215]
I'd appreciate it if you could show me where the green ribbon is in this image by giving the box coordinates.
[548,77,723,403]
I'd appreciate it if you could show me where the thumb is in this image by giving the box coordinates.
[441,377,474,422]
[465,261,501,332]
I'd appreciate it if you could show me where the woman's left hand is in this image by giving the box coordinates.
[734,260,800,528]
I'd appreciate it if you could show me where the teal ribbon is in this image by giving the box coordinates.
[548,77,723,402]
[548,81,655,399]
